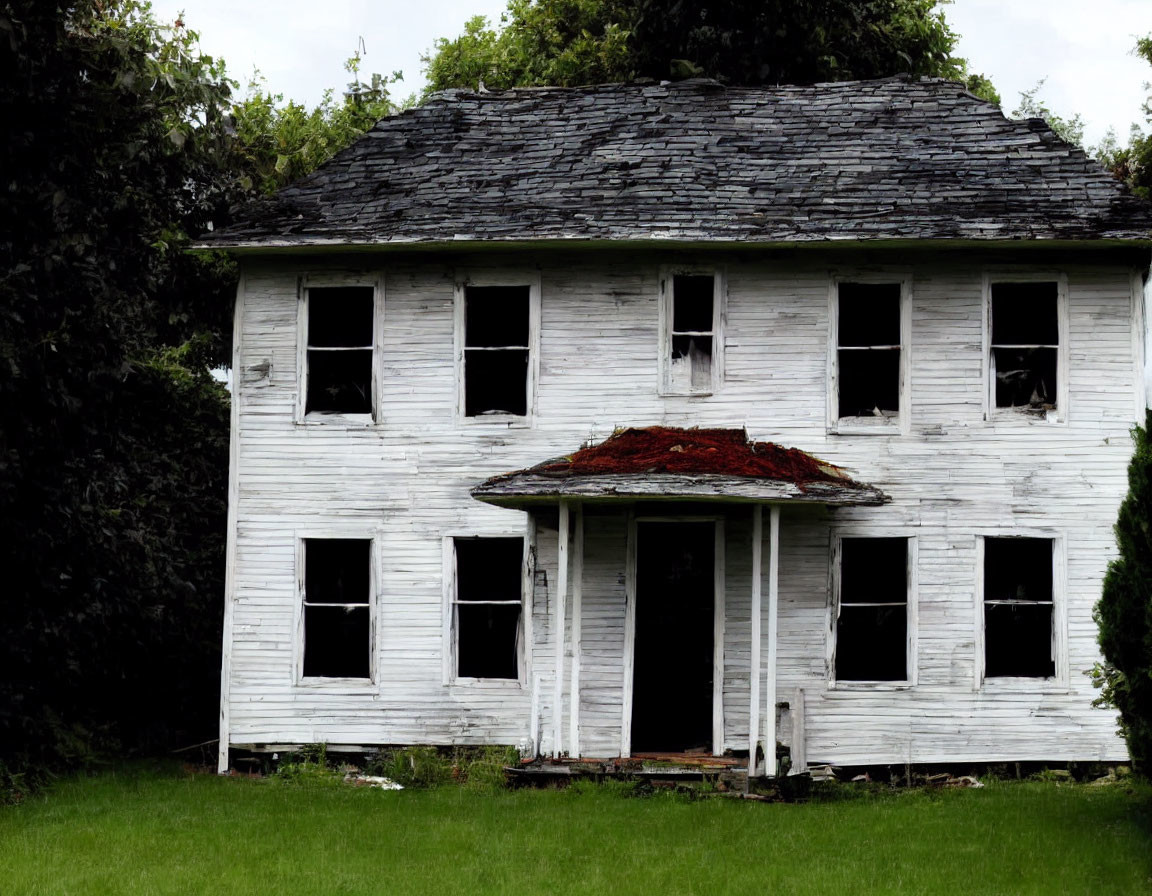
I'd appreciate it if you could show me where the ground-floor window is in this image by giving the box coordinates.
[982,536,1056,678]
[451,537,524,680]
[833,536,912,683]
[300,538,372,679]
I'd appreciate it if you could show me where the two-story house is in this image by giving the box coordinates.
[199,77,1152,777]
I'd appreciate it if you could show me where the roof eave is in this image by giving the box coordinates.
[470,472,889,509]
[190,235,1152,255]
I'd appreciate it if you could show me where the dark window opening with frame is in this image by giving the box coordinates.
[835,537,908,681]
[837,282,901,419]
[453,537,523,679]
[305,286,374,415]
[984,537,1055,678]
[302,538,371,678]
[668,273,716,393]
[990,281,1059,412]
[463,285,529,416]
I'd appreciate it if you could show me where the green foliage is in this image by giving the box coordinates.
[1096,36,1152,198]
[1013,80,1087,148]
[272,745,346,787]
[231,51,404,194]
[1095,411,1152,770]
[0,0,236,784]
[424,0,997,95]
[367,745,517,789]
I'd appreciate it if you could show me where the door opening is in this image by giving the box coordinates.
[631,521,715,754]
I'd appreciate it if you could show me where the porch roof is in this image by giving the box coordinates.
[471,427,888,507]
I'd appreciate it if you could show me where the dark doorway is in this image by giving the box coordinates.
[631,521,715,754]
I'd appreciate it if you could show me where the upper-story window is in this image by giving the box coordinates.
[985,277,1067,421]
[829,278,909,433]
[299,280,380,422]
[660,269,725,395]
[455,275,540,422]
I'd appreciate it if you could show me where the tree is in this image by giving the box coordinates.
[1097,36,1152,199]
[424,0,999,102]
[1095,412,1152,769]
[0,0,241,789]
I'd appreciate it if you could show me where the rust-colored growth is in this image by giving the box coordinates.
[536,427,853,486]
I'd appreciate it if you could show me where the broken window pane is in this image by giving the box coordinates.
[837,282,901,419]
[464,349,529,416]
[465,286,530,348]
[464,286,530,416]
[306,350,372,414]
[303,606,370,678]
[307,287,374,347]
[672,275,714,332]
[455,537,522,680]
[836,537,907,682]
[991,282,1059,411]
[984,537,1054,678]
[305,286,374,415]
[838,283,900,347]
[303,538,371,679]
[838,348,900,417]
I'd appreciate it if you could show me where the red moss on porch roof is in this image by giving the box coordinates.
[536,427,851,486]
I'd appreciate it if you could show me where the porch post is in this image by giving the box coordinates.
[747,505,763,778]
[568,505,584,758]
[553,500,569,757]
[764,505,781,776]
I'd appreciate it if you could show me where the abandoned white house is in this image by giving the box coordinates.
[199,77,1152,777]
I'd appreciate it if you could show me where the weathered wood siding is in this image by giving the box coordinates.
[225,249,1141,763]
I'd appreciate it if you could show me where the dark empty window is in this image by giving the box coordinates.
[305,286,374,415]
[668,273,716,392]
[835,537,908,682]
[302,538,371,678]
[464,285,529,416]
[990,282,1059,411]
[984,537,1055,678]
[454,537,523,679]
[837,282,901,419]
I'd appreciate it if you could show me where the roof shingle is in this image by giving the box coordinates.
[203,77,1152,248]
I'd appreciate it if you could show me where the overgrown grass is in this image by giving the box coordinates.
[1,764,1149,894]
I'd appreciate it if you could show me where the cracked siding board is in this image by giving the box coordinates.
[225,251,1134,762]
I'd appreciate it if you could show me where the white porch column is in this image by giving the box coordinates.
[568,505,584,758]
[764,505,781,776]
[553,501,570,757]
[747,505,763,778]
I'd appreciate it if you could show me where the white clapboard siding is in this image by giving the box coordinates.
[224,251,1139,764]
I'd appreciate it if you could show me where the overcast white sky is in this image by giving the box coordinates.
[151,0,1150,146]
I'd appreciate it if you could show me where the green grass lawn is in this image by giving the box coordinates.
[1,765,1149,895]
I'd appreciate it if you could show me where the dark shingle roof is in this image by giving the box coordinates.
[202,77,1152,249]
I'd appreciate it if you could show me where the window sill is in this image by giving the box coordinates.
[449,677,525,690]
[659,390,715,399]
[295,677,377,692]
[986,408,1064,425]
[458,415,533,429]
[829,417,903,436]
[979,676,1069,694]
[829,681,914,691]
[297,412,377,427]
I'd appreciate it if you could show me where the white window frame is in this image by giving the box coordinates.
[295,273,384,425]
[454,271,541,426]
[827,530,918,689]
[974,532,1068,690]
[827,272,911,435]
[982,272,1069,424]
[293,530,379,688]
[441,533,531,688]
[658,266,726,396]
